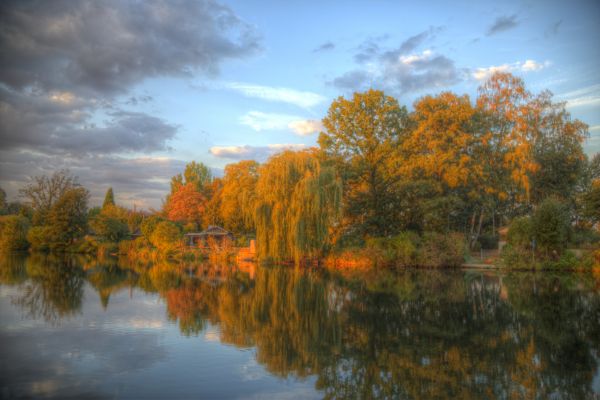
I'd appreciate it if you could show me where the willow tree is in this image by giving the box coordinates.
[220,160,259,234]
[254,150,341,263]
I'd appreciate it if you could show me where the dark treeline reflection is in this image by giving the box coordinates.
[1,254,599,398]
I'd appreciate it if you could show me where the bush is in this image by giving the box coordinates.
[417,232,466,268]
[140,215,164,241]
[150,221,183,255]
[0,215,30,251]
[500,244,537,269]
[27,226,51,251]
[90,213,129,242]
[532,198,570,256]
[507,216,533,250]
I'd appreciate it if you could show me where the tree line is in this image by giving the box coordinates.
[0,72,598,267]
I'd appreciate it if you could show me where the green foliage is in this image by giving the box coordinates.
[102,187,115,209]
[417,232,466,268]
[507,216,533,249]
[365,232,419,267]
[90,213,129,242]
[170,161,212,196]
[27,226,51,251]
[140,215,164,241]
[320,89,409,237]
[0,215,30,251]
[0,187,6,215]
[149,221,182,254]
[531,198,570,256]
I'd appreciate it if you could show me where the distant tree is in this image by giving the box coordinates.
[0,187,7,215]
[46,187,89,250]
[90,213,129,242]
[102,187,115,209]
[170,161,212,196]
[320,89,409,237]
[0,215,30,251]
[19,170,78,225]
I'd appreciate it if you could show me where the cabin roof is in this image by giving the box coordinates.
[184,225,233,237]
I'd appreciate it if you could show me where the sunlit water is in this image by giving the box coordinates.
[0,253,599,399]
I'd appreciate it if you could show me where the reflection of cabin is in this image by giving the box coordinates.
[185,226,234,248]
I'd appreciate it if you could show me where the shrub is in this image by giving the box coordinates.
[150,221,183,254]
[27,226,51,251]
[507,216,533,250]
[499,244,538,269]
[532,198,570,256]
[417,232,465,268]
[90,213,129,242]
[140,215,164,241]
[0,215,30,251]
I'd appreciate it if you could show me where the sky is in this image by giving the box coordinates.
[0,0,599,209]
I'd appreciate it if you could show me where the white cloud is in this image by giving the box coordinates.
[240,111,300,131]
[399,49,432,65]
[225,82,326,108]
[557,84,600,109]
[240,112,321,136]
[472,59,550,81]
[210,143,306,160]
[288,119,323,136]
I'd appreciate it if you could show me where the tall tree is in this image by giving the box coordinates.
[46,187,89,249]
[102,187,115,209]
[319,89,409,237]
[255,150,341,263]
[170,161,212,196]
[19,170,78,225]
[164,183,207,229]
[220,160,259,233]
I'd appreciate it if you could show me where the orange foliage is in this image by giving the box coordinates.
[164,183,206,227]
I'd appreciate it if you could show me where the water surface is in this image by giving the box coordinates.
[0,253,599,399]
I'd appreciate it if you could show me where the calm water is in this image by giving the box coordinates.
[0,254,599,399]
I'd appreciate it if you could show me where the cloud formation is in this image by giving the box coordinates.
[333,47,460,94]
[558,84,600,109]
[472,60,550,81]
[0,0,261,96]
[0,87,177,155]
[210,144,306,161]
[486,15,519,36]
[225,83,325,108]
[313,42,335,53]
[288,120,323,136]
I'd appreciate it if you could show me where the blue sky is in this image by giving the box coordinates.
[0,0,598,208]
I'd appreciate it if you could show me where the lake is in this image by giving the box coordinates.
[0,253,599,399]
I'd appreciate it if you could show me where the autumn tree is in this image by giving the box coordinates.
[319,89,409,238]
[170,161,212,196]
[19,170,79,225]
[220,160,259,234]
[255,150,341,263]
[45,187,90,250]
[164,183,206,230]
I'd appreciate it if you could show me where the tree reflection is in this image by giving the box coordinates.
[12,253,85,324]
[0,254,598,398]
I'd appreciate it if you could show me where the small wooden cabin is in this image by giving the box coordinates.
[185,226,234,248]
